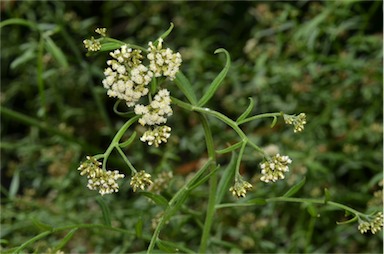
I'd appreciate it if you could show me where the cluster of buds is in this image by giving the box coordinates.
[229,178,253,198]
[78,156,125,195]
[134,89,173,126]
[147,38,182,80]
[140,125,172,147]
[83,37,101,52]
[283,113,307,133]
[260,154,292,183]
[358,212,383,234]
[130,170,153,192]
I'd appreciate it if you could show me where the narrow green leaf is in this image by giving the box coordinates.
[135,217,143,238]
[156,22,174,42]
[174,72,198,105]
[188,164,219,191]
[336,215,358,225]
[44,36,68,68]
[150,77,158,95]
[140,192,169,208]
[113,100,135,117]
[324,188,331,204]
[306,204,318,217]
[198,48,231,106]
[96,197,111,226]
[185,159,213,189]
[99,42,125,52]
[236,97,255,123]
[283,177,306,197]
[0,18,38,30]
[157,239,194,253]
[216,141,243,154]
[270,116,278,128]
[54,228,78,252]
[9,168,20,199]
[216,152,237,204]
[31,218,52,231]
[119,132,137,148]
[10,48,36,70]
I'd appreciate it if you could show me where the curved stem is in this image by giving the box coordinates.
[238,112,283,125]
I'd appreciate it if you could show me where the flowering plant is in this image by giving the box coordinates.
[78,23,382,252]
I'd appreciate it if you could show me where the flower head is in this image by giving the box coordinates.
[95,27,107,37]
[149,171,173,194]
[229,178,253,198]
[102,45,153,107]
[358,212,383,234]
[78,156,125,195]
[83,37,101,52]
[260,154,292,183]
[283,113,307,133]
[130,170,153,192]
[147,38,182,80]
[134,89,173,126]
[140,125,171,147]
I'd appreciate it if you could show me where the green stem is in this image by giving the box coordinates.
[238,112,283,125]
[101,116,139,170]
[198,114,217,253]
[115,145,137,174]
[235,141,247,179]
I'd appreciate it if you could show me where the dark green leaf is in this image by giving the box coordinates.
[0,18,38,30]
[44,36,68,68]
[283,177,306,197]
[306,204,318,217]
[270,116,278,128]
[119,132,137,148]
[216,141,243,154]
[140,192,169,208]
[236,97,255,123]
[174,72,198,105]
[9,168,20,199]
[324,188,331,204]
[216,152,237,204]
[96,197,111,226]
[54,228,78,251]
[135,217,143,238]
[31,218,52,231]
[198,48,231,106]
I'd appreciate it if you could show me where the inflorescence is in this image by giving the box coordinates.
[358,212,383,234]
[260,154,292,183]
[284,113,307,133]
[130,170,153,192]
[230,178,253,198]
[78,156,125,195]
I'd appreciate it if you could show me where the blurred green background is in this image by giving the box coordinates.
[1,1,382,253]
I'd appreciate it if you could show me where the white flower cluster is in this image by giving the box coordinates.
[140,125,172,147]
[229,178,253,198]
[260,154,292,183]
[283,113,307,133]
[147,38,182,80]
[78,156,125,195]
[130,170,153,192]
[83,37,101,52]
[102,46,153,107]
[358,212,383,234]
[134,89,172,126]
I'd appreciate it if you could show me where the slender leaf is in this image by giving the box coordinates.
[216,141,243,154]
[336,215,358,225]
[270,116,278,128]
[174,71,198,105]
[119,132,137,148]
[306,204,318,217]
[140,192,169,208]
[157,239,194,253]
[54,228,78,252]
[198,48,231,106]
[44,36,68,68]
[156,22,174,43]
[31,219,52,232]
[216,152,237,204]
[236,97,255,123]
[0,18,38,30]
[10,47,36,70]
[9,168,20,199]
[99,42,125,52]
[96,197,111,226]
[283,177,306,197]
[324,188,331,204]
[135,217,143,238]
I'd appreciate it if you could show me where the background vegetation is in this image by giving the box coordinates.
[1,1,382,253]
